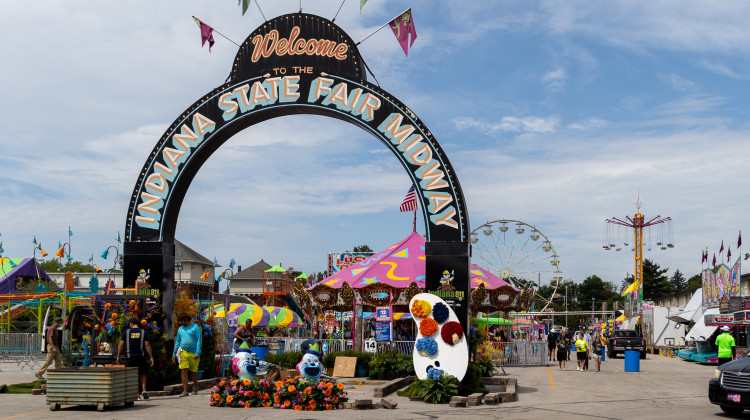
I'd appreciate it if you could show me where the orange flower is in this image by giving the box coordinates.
[274,395,280,403]
[324,389,332,396]
[112,312,118,318]
[247,391,255,398]
[326,382,334,389]
[284,400,291,408]
[287,385,296,393]
[243,379,251,386]
[231,380,238,386]
[129,300,136,307]
[306,406,314,411]
[294,405,302,411]
[275,381,283,388]
[212,393,220,401]
[309,400,317,407]
[219,381,225,386]
[109,321,116,326]
[304,387,312,394]
[333,396,339,403]
[226,395,234,403]
[263,393,269,400]
[244,402,250,408]
[336,383,344,390]
[419,318,439,337]
[262,401,270,407]
[326,404,333,410]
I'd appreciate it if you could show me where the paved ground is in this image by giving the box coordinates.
[0,355,744,419]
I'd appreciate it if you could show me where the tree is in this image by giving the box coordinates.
[38,259,96,273]
[642,259,670,300]
[578,275,617,308]
[353,245,373,253]
[669,269,687,294]
[687,273,702,290]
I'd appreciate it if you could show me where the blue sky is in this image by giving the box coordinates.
[1,1,749,294]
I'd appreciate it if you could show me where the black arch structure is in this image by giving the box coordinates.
[123,13,471,339]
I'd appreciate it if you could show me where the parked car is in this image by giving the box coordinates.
[709,356,750,415]
[606,329,646,359]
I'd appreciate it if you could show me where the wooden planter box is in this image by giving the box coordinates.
[46,367,139,411]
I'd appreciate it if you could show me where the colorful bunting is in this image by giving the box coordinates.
[399,185,417,212]
[389,8,417,56]
[193,17,215,52]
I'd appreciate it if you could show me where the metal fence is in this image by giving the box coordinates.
[488,341,549,367]
[0,333,43,370]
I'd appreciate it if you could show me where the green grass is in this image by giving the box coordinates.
[0,380,46,394]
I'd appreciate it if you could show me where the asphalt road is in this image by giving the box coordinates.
[0,355,744,419]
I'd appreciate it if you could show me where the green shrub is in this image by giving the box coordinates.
[369,350,414,376]
[458,362,488,396]
[397,374,460,404]
[264,351,303,368]
[321,350,374,368]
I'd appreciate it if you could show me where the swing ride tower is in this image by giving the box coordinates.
[605,195,672,330]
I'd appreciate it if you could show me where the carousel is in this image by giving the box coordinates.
[292,232,535,322]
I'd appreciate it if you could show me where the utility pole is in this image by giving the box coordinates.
[565,285,569,329]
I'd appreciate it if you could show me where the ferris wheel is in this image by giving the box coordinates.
[470,219,562,312]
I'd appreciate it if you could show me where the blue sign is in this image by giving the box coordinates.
[376,306,391,321]
[375,321,391,342]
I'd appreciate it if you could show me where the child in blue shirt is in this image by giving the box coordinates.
[172,313,202,397]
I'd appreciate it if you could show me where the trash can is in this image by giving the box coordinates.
[624,350,640,372]
[252,345,270,361]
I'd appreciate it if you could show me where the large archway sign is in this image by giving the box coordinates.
[124,13,471,339]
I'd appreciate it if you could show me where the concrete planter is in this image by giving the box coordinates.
[46,367,139,411]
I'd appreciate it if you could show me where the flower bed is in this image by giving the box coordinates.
[210,376,348,410]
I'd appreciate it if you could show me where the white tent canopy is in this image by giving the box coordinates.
[685,306,719,342]
[666,289,703,324]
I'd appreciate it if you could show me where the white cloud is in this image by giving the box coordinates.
[542,68,567,91]
[566,118,607,130]
[657,73,697,92]
[453,116,560,135]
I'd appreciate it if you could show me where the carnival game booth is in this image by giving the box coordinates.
[295,233,533,348]
[680,307,720,364]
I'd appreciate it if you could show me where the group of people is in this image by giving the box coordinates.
[547,327,605,372]
[35,312,204,400]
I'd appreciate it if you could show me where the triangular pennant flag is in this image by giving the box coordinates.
[728,247,732,263]
[55,246,65,259]
[40,248,48,257]
[229,258,236,269]
[240,0,251,16]
[213,257,218,267]
[68,226,73,237]
[101,249,109,259]
[720,240,724,254]
[95,265,102,273]
[201,271,210,281]
[36,242,42,250]
[89,254,94,263]
[389,9,417,56]
[0,242,4,256]
[713,253,717,267]
[360,0,367,12]
[33,236,37,245]
[739,231,742,248]
[215,275,222,282]
[9,259,17,268]
[193,16,216,52]
[58,241,62,249]
[115,231,121,243]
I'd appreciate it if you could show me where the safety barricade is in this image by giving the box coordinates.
[0,333,44,370]
[488,341,549,367]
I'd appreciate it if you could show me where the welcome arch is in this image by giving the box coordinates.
[123,13,471,338]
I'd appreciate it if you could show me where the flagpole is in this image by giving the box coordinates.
[192,16,241,47]
[356,7,411,45]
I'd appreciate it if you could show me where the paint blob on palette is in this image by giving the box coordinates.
[409,292,468,381]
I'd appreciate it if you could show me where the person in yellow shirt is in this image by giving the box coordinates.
[575,333,588,372]
[715,326,736,366]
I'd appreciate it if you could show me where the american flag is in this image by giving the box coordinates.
[399,185,417,212]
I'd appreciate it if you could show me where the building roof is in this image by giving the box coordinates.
[231,259,288,281]
[174,239,213,266]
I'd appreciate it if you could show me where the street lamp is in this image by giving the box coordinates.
[565,285,569,329]
[100,245,120,272]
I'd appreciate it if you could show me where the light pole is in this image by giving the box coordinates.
[565,285,568,329]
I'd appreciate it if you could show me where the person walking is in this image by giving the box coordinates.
[116,317,155,400]
[716,326,736,366]
[556,333,569,370]
[547,331,557,361]
[575,333,588,372]
[592,332,604,372]
[36,317,63,380]
[172,313,202,397]
[583,330,592,370]
[561,328,571,361]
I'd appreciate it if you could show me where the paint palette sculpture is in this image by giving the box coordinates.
[409,293,468,381]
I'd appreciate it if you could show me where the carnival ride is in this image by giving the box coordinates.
[470,219,562,312]
[604,193,673,327]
